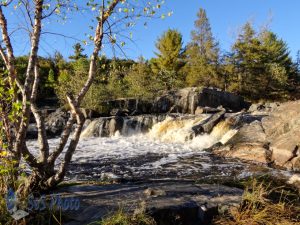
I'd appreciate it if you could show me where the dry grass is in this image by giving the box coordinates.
[89,209,156,225]
[214,179,300,225]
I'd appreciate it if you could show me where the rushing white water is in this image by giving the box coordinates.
[27,115,235,170]
[26,115,294,181]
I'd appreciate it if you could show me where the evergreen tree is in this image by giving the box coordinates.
[46,69,55,88]
[69,43,88,60]
[260,31,295,94]
[230,22,262,97]
[185,8,220,87]
[150,29,185,90]
[230,22,296,99]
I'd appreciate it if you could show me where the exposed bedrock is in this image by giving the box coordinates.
[98,87,250,116]
[212,100,300,171]
[57,181,243,225]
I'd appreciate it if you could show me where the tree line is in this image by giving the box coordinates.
[3,8,300,113]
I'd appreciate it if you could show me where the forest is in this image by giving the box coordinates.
[2,8,299,114]
[0,1,300,224]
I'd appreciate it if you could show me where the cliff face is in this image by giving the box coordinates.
[98,87,250,116]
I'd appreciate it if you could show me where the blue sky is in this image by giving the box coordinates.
[7,0,300,60]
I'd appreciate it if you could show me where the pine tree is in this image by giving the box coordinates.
[185,8,220,87]
[230,22,262,97]
[150,29,185,90]
[260,31,294,95]
[69,43,88,60]
[230,22,296,99]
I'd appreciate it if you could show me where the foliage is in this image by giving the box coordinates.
[0,76,27,224]
[150,29,185,90]
[228,23,297,100]
[55,57,137,111]
[69,43,88,61]
[126,57,161,99]
[185,8,220,88]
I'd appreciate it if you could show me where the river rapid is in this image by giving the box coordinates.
[26,114,293,182]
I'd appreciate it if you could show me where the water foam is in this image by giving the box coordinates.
[26,115,238,176]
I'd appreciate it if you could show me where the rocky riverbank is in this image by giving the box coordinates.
[211,100,300,172]
[25,87,300,224]
[27,87,300,172]
[56,181,244,225]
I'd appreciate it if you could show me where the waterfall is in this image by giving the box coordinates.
[81,115,167,138]
[148,115,209,143]
[148,115,237,149]
[80,113,238,151]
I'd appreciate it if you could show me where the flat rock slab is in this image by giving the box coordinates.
[55,181,243,225]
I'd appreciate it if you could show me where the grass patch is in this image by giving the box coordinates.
[89,209,156,225]
[213,179,300,225]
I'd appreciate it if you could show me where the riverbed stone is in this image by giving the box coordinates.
[56,181,243,225]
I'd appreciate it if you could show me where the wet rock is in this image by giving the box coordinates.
[214,143,269,164]
[227,120,267,144]
[57,181,243,225]
[27,108,69,139]
[45,108,69,137]
[108,117,124,135]
[80,114,167,138]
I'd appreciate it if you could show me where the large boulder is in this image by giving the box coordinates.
[96,87,249,116]
[213,120,269,164]
[213,101,300,171]
[45,108,69,137]
[198,88,250,112]
[27,108,69,139]
[153,87,250,114]
[261,101,300,170]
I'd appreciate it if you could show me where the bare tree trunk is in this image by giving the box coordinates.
[45,0,121,188]
[0,0,131,194]
[14,0,44,163]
